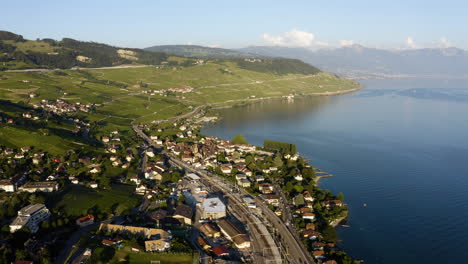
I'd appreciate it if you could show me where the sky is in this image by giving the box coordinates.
[2,0,468,50]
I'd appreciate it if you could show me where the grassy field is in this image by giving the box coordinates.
[3,39,57,53]
[48,184,140,216]
[114,246,195,264]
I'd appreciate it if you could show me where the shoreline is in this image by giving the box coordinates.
[209,86,364,111]
[197,86,361,258]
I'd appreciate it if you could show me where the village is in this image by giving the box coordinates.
[0,95,349,264]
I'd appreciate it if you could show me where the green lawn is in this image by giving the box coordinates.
[48,184,140,216]
[113,245,195,264]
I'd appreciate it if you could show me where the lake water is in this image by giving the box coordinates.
[202,78,468,264]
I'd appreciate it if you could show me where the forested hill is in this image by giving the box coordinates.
[0,31,167,70]
[144,44,256,58]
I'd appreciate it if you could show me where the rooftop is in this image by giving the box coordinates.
[202,197,225,213]
[18,203,46,216]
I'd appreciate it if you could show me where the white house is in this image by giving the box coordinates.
[0,180,15,192]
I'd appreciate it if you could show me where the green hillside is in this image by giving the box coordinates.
[0,31,167,70]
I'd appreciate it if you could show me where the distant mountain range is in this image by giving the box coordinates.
[144,43,468,78]
[239,45,468,78]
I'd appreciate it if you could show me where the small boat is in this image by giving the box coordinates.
[341,225,350,228]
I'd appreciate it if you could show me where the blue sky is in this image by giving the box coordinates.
[2,0,467,49]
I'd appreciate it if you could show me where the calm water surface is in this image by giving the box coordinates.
[202,78,468,264]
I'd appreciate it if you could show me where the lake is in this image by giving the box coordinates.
[201,77,468,264]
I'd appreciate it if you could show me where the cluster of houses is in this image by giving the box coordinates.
[31,99,94,114]
[139,86,194,97]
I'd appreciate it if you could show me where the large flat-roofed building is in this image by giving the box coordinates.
[201,197,226,219]
[217,219,251,249]
[10,204,50,233]
[19,181,59,192]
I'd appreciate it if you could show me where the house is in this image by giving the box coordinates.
[324,260,338,264]
[89,182,98,189]
[19,181,59,192]
[10,204,50,233]
[312,241,325,250]
[90,167,101,174]
[0,179,15,192]
[71,178,79,184]
[303,191,314,202]
[237,178,251,187]
[303,230,320,240]
[220,165,232,174]
[212,246,229,257]
[173,204,193,225]
[261,194,280,206]
[130,176,140,185]
[135,185,147,195]
[242,195,257,208]
[258,183,274,194]
[102,239,115,246]
[235,174,247,181]
[306,223,316,230]
[217,219,251,249]
[76,215,94,227]
[254,175,265,182]
[199,223,221,238]
[302,212,316,220]
[313,250,325,259]
[201,197,226,219]
[197,236,211,251]
[101,136,110,143]
[324,200,343,209]
[294,174,303,181]
[145,148,155,158]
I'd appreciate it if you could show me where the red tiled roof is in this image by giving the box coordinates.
[212,246,229,256]
[77,214,94,223]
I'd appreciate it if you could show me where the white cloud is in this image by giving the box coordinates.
[261,29,328,47]
[439,37,452,48]
[339,40,354,47]
[406,37,418,49]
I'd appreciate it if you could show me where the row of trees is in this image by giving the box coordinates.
[264,139,297,154]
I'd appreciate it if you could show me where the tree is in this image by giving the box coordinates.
[273,155,283,167]
[232,134,248,145]
[321,224,338,242]
[337,192,344,202]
